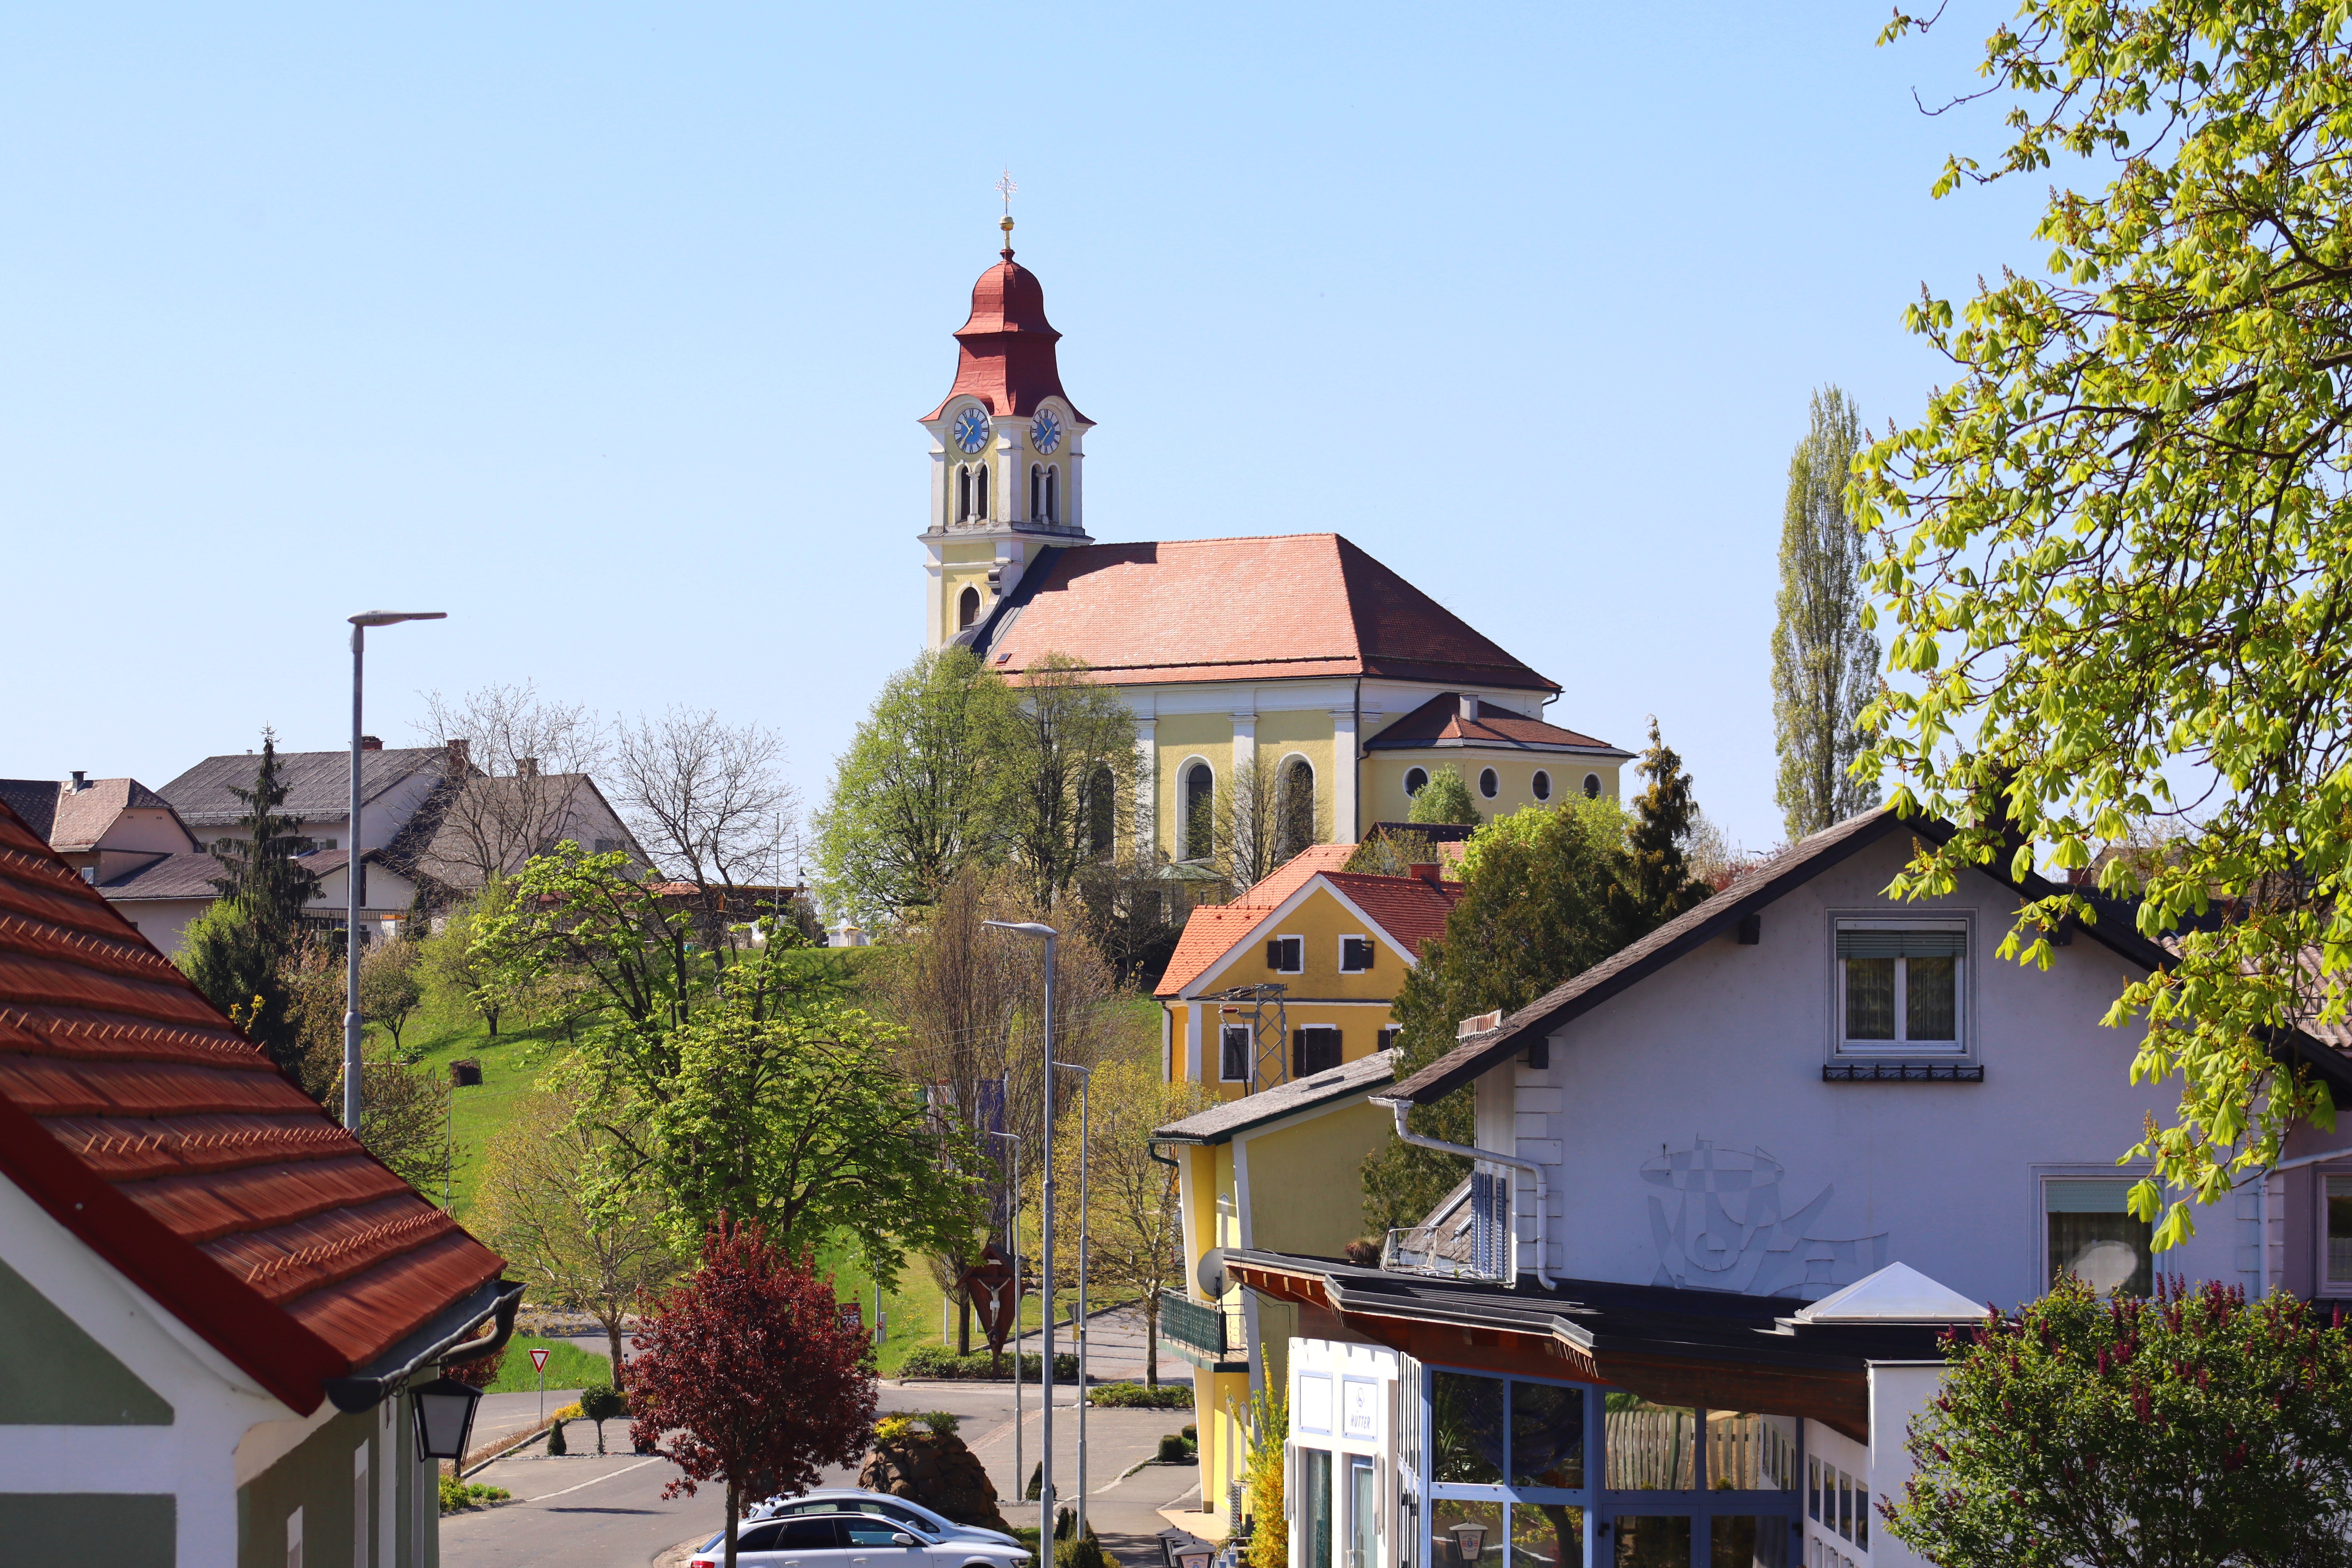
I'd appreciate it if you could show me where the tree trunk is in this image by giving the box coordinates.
[603,1312,626,1389]
[958,1287,971,1356]
[725,1476,740,1568]
[1145,1292,1159,1388]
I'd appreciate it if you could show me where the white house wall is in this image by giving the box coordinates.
[1504,831,2242,1307]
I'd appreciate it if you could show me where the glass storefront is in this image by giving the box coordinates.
[1413,1367,1804,1568]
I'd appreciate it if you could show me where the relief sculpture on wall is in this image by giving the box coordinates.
[1641,1138,1887,1297]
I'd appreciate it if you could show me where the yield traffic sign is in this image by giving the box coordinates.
[530,1347,550,1373]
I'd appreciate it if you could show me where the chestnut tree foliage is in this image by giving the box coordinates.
[630,1219,878,1568]
[1888,1276,2352,1568]
[1860,1,2352,1243]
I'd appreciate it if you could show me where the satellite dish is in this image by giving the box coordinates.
[1196,1247,1231,1299]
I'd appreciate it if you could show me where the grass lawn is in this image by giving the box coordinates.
[481,1334,613,1393]
[383,1006,575,1218]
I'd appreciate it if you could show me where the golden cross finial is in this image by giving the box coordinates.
[996,169,1018,216]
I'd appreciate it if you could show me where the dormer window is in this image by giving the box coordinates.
[1836,922,1965,1052]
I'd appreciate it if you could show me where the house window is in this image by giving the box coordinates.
[2045,1178,2154,1296]
[1293,1026,1341,1075]
[957,465,973,522]
[2325,1175,2352,1288]
[1275,757,1316,863]
[1582,773,1601,799]
[1405,766,1428,796]
[975,461,990,519]
[959,585,981,629]
[1378,1026,1400,1053]
[1478,768,1499,799]
[1182,762,1214,861]
[1031,463,1043,519]
[1340,936,1375,973]
[1835,923,1964,1051]
[78,866,97,884]
[1532,770,1551,802]
[1221,1025,1251,1082]
[1267,935,1304,973]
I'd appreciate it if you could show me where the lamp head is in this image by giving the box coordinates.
[982,919,1057,939]
[349,611,449,628]
[1450,1522,1489,1566]
[410,1374,485,1462]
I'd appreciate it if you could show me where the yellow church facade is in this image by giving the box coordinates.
[915,223,1628,867]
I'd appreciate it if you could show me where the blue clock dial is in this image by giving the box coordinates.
[1030,410,1062,454]
[952,407,991,454]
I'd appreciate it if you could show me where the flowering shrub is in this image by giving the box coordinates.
[1888,1275,2352,1568]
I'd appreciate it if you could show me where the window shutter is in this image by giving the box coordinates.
[1835,929,1966,958]
[1359,939,1376,971]
[1268,940,1283,969]
[1292,1030,1307,1076]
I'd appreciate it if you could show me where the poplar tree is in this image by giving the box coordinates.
[1769,386,1881,841]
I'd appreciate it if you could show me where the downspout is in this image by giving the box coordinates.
[1370,1097,1553,1290]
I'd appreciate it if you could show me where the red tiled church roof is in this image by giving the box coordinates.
[1365,691,1628,755]
[979,535,1559,692]
[0,800,504,1415]
[922,235,1086,423]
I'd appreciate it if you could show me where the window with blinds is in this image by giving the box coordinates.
[1835,922,1965,1053]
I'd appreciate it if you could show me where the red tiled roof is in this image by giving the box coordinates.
[978,535,1559,692]
[0,777,189,854]
[1153,845,1462,996]
[921,243,1087,423]
[0,800,504,1415]
[1365,692,1627,755]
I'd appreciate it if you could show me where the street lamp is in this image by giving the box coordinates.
[984,918,1058,1548]
[987,1127,1024,1504]
[1053,1058,1092,1545]
[345,612,445,1134]
[411,1374,485,1463]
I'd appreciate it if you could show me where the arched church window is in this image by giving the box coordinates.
[1275,757,1316,864]
[1404,766,1428,797]
[1085,764,1116,857]
[1030,465,1043,519]
[1045,465,1060,524]
[957,466,973,523]
[1583,773,1602,799]
[1183,762,1214,862]
[975,463,990,520]
[958,585,981,630]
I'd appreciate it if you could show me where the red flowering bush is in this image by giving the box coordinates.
[1887,1275,2352,1568]
[628,1216,878,1568]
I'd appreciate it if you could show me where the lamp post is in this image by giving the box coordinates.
[984,918,1058,1548]
[1053,1058,1092,1545]
[987,1127,1024,1505]
[344,612,446,1133]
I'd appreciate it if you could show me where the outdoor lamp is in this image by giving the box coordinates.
[411,1375,486,1463]
[1175,1548,1215,1568]
[1450,1521,1489,1566]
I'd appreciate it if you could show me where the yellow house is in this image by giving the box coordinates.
[1148,847,1462,1526]
[913,223,1629,859]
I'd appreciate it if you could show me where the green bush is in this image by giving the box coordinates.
[897,1346,1079,1382]
[1087,1381,1194,1408]
[546,1418,567,1455]
[438,1476,510,1514]
[918,1409,961,1436]
[1183,1424,1198,1442]
[1056,1530,1109,1568]
[1157,1433,1191,1462]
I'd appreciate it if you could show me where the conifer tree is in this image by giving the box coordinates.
[1769,386,1881,840]
[1608,720,1711,938]
[181,735,324,1089]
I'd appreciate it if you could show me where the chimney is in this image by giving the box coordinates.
[1410,862,1441,887]
[69,771,87,791]
[1457,693,1480,724]
[1457,1009,1503,1039]
[446,738,472,773]
[517,757,539,779]
[359,735,383,752]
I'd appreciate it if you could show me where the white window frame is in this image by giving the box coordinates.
[2038,1166,2159,1297]
[1532,769,1552,801]
[1220,1024,1252,1083]
[1832,916,1970,1057]
[1404,766,1428,797]
[1338,934,1374,974]
[1269,934,1304,974]
[1477,767,1499,799]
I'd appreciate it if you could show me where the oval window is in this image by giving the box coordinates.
[1532,770,1551,802]
[1478,768,1499,799]
[1405,767,1429,797]
[1583,773,1602,799]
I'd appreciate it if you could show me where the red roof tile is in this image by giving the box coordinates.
[979,535,1559,692]
[1365,691,1627,754]
[0,800,504,1416]
[1153,846,1461,996]
[921,241,1086,423]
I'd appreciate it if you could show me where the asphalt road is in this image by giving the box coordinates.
[442,1352,1205,1568]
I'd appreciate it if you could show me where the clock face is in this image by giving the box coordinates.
[952,407,992,454]
[1030,409,1062,454]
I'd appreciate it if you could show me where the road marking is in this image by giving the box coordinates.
[526,1456,661,1501]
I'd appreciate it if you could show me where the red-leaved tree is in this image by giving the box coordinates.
[628,1216,878,1568]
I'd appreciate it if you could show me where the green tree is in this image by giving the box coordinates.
[1860,0,2352,1241]
[815,648,1016,922]
[1886,1277,2352,1568]
[205,734,324,935]
[990,654,1137,908]
[1361,795,1629,1233]
[1215,748,1330,890]
[181,736,323,1082]
[1407,765,1481,826]
[419,883,513,1037]
[1770,386,1881,840]
[1607,720,1712,937]
[359,936,425,1054]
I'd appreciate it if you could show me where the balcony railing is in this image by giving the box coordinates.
[1158,1289,1247,1369]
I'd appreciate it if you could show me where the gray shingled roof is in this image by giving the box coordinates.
[1152,1050,1397,1145]
[97,851,229,901]
[159,748,446,828]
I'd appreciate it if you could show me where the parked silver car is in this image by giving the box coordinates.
[688,1510,1029,1568]
[753,1487,1024,1550]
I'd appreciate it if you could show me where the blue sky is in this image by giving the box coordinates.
[0,4,2054,860]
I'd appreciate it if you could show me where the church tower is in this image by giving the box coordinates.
[919,216,1093,650]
